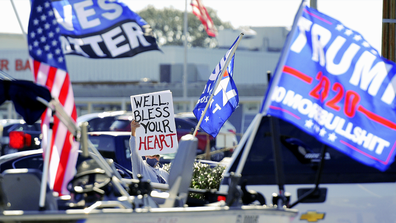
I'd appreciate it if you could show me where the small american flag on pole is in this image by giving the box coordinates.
[191,0,217,37]
[27,0,78,195]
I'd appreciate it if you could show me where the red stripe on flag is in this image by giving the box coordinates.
[46,66,57,92]
[51,116,61,191]
[303,8,332,25]
[33,60,41,81]
[58,74,70,104]
[340,140,390,164]
[45,66,60,169]
[71,100,77,120]
[53,75,74,192]
[54,129,72,192]
[358,105,396,130]
[269,105,301,120]
[283,66,313,84]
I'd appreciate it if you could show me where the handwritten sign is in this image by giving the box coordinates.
[130,90,178,156]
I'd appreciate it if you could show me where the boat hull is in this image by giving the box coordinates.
[0,205,297,223]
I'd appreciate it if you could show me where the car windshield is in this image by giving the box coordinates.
[85,116,119,131]
[8,123,41,132]
[227,116,396,185]
[88,134,131,162]
[89,135,117,161]
[110,120,131,131]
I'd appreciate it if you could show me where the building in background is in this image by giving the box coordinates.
[0,27,288,135]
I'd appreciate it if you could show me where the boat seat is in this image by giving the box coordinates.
[1,168,58,210]
[0,175,8,211]
[160,134,198,207]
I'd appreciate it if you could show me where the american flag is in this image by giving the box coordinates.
[27,0,78,195]
[191,0,217,37]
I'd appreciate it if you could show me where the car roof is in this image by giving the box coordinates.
[0,149,43,164]
[0,148,132,176]
[77,111,127,123]
[114,113,134,120]
[1,119,28,127]
[1,119,23,124]
[88,131,131,136]
[175,112,195,118]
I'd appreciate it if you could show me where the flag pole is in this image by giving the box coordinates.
[10,0,28,39]
[192,32,244,136]
[183,0,188,111]
[39,108,53,209]
[261,0,306,115]
[257,0,306,208]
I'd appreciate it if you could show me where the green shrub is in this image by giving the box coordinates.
[162,161,226,199]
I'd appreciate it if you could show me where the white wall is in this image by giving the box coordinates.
[0,33,281,85]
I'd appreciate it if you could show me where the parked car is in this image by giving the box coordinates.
[0,119,41,155]
[1,119,22,154]
[175,112,238,158]
[1,120,17,154]
[220,116,396,223]
[77,110,127,132]
[108,113,216,158]
[2,110,126,156]
[0,149,133,180]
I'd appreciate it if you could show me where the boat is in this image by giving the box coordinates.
[0,78,298,222]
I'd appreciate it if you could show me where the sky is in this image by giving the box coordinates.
[0,0,383,51]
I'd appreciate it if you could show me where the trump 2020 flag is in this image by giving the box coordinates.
[51,0,160,58]
[28,0,79,195]
[262,4,396,171]
[193,36,240,137]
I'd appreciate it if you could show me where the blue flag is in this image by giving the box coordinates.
[193,36,240,137]
[263,5,396,171]
[0,69,51,125]
[51,0,160,58]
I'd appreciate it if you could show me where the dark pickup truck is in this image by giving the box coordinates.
[3,121,41,155]
[7,128,218,172]
[8,129,173,170]
[6,128,131,168]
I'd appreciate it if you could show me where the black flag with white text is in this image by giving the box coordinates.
[51,0,160,59]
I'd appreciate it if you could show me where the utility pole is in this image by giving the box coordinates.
[183,0,188,111]
[382,0,395,62]
[310,0,317,9]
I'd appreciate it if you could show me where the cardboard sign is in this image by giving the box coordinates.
[130,90,178,156]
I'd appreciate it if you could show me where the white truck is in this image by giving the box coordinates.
[220,115,396,223]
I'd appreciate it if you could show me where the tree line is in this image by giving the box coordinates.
[137,5,234,48]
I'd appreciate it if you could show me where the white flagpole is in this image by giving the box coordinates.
[192,33,244,136]
[39,108,53,209]
[261,0,307,115]
[10,0,27,38]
